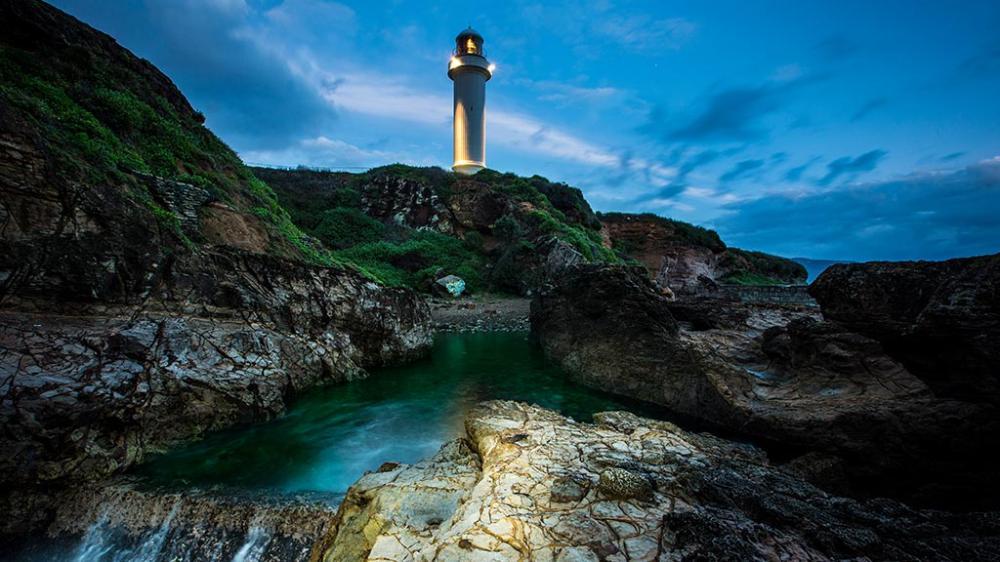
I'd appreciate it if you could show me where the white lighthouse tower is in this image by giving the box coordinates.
[448,27,493,175]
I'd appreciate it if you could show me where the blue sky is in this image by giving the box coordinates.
[51,0,1000,261]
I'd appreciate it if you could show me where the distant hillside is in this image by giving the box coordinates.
[256,167,806,295]
[599,212,807,291]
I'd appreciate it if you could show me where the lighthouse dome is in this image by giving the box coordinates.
[455,27,485,57]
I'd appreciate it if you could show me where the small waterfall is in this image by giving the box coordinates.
[71,502,178,562]
[9,483,340,562]
[71,513,114,562]
[231,527,272,562]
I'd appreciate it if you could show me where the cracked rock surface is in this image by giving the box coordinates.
[0,250,433,493]
[321,401,1000,561]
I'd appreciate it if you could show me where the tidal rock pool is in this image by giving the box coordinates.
[137,332,650,499]
[5,332,654,562]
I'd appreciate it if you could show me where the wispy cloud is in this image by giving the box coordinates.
[850,97,888,122]
[955,41,1000,81]
[719,159,765,182]
[784,157,821,182]
[644,74,820,143]
[813,34,858,62]
[242,135,404,168]
[818,149,887,186]
[592,15,696,52]
[518,2,695,57]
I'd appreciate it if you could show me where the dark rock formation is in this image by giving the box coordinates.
[810,254,1000,404]
[0,248,432,489]
[532,265,1000,507]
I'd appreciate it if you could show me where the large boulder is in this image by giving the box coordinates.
[320,401,1000,561]
[532,265,1000,507]
[810,254,1000,404]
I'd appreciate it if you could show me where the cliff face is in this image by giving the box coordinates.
[0,0,432,492]
[600,212,807,293]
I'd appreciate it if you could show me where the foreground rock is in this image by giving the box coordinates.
[531,265,1000,507]
[321,401,1000,561]
[810,254,1000,404]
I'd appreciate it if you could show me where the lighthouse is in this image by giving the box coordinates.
[448,27,493,175]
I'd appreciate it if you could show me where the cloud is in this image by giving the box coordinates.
[592,15,696,52]
[956,41,1000,81]
[242,136,401,168]
[667,85,781,141]
[850,97,888,121]
[718,157,1000,261]
[818,150,887,186]
[646,75,819,143]
[517,2,695,58]
[785,157,821,182]
[814,35,858,61]
[529,81,624,104]
[719,159,765,182]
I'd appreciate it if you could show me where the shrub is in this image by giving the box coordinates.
[313,207,386,249]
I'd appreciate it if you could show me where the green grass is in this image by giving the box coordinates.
[334,230,485,290]
[0,43,330,264]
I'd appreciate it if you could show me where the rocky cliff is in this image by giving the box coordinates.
[0,0,431,497]
[531,264,1000,508]
[600,212,807,293]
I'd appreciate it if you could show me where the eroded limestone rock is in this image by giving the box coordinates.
[320,401,1000,561]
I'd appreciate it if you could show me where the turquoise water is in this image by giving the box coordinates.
[138,332,653,495]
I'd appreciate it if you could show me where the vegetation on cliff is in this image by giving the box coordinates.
[0,0,317,263]
[257,165,618,293]
[599,212,807,285]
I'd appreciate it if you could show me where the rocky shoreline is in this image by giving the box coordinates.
[532,260,1000,510]
[428,295,531,332]
[15,401,996,561]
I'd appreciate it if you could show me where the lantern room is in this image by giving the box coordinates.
[455,27,485,57]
